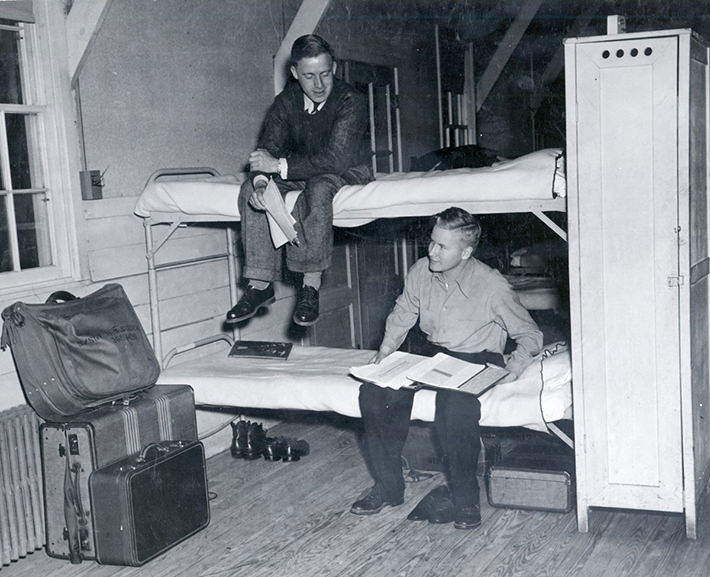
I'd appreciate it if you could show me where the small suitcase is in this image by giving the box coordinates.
[89,440,210,566]
[486,441,575,513]
[41,384,197,562]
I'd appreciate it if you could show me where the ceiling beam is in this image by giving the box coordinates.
[274,0,331,95]
[66,0,113,83]
[476,0,543,112]
[530,0,604,111]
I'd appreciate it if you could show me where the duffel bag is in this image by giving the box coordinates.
[1,283,159,421]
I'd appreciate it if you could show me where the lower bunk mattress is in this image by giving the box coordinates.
[158,343,571,432]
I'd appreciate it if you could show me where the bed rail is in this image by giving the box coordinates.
[142,167,239,366]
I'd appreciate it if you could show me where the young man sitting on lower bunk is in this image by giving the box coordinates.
[350,206,542,529]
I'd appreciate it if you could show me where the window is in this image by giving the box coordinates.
[0,9,78,292]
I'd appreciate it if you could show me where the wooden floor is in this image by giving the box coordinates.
[2,413,710,577]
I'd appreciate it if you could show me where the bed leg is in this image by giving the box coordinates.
[144,218,163,366]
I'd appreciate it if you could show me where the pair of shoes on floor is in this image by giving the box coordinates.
[407,485,481,529]
[262,436,310,462]
[225,284,319,326]
[230,420,267,459]
[226,285,275,324]
[293,285,319,326]
[350,486,404,516]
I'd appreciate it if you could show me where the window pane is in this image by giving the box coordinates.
[0,24,23,105]
[7,113,41,189]
[14,191,51,269]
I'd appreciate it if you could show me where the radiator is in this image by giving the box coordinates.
[0,405,44,566]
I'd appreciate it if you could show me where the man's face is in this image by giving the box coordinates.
[290,54,336,104]
[428,225,471,273]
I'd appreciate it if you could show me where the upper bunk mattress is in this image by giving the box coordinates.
[134,148,566,227]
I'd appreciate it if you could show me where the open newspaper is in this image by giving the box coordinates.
[350,351,509,397]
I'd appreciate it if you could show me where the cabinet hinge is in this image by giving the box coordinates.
[667,275,685,287]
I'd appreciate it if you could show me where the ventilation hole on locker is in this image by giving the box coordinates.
[631,48,638,57]
[602,50,610,58]
[645,47,653,56]
[616,49,624,58]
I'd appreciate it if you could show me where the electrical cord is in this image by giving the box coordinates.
[536,341,575,450]
[537,341,567,433]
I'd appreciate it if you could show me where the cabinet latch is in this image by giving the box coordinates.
[667,275,685,287]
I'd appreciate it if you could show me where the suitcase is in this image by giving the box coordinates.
[40,384,197,562]
[89,440,210,566]
[486,441,575,513]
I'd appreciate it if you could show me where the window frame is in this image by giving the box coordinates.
[0,12,82,295]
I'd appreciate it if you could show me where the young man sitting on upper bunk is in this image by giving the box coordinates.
[227,34,371,328]
[350,206,542,529]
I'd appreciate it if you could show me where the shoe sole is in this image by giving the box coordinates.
[225,297,276,324]
[453,520,481,530]
[350,500,404,516]
[429,516,455,525]
[292,315,319,327]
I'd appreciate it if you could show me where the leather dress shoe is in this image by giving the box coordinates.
[454,504,481,530]
[231,420,267,460]
[280,438,310,462]
[226,285,274,324]
[350,487,404,516]
[407,485,454,524]
[292,285,319,326]
[243,421,267,460]
[263,436,310,462]
[230,420,249,458]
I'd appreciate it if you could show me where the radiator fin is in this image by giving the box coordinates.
[0,405,44,566]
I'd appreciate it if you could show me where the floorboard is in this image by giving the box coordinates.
[1,414,709,577]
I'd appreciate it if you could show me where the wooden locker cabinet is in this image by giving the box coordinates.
[564,29,710,539]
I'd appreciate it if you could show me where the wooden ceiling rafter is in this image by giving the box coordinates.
[65,0,113,83]
[529,0,605,112]
[273,0,331,95]
[475,0,543,112]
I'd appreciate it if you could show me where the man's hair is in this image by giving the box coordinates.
[434,206,482,252]
[291,35,334,65]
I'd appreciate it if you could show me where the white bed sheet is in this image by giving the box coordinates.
[134,148,566,227]
[159,344,571,432]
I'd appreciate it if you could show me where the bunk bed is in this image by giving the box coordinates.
[133,147,570,434]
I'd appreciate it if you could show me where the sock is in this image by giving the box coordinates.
[303,272,322,291]
[248,279,270,291]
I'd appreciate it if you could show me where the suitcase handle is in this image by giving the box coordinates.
[46,290,78,304]
[138,442,171,462]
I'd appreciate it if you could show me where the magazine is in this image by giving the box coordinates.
[350,351,509,396]
[228,340,293,360]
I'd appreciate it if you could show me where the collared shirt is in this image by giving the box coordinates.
[380,257,543,378]
[303,93,326,114]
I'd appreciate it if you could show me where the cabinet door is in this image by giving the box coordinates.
[571,36,683,511]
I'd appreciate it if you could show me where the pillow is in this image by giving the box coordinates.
[518,341,571,392]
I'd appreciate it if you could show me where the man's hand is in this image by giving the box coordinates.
[248,148,280,174]
[369,348,393,364]
[248,184,268,211]
[497,370,518,384]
